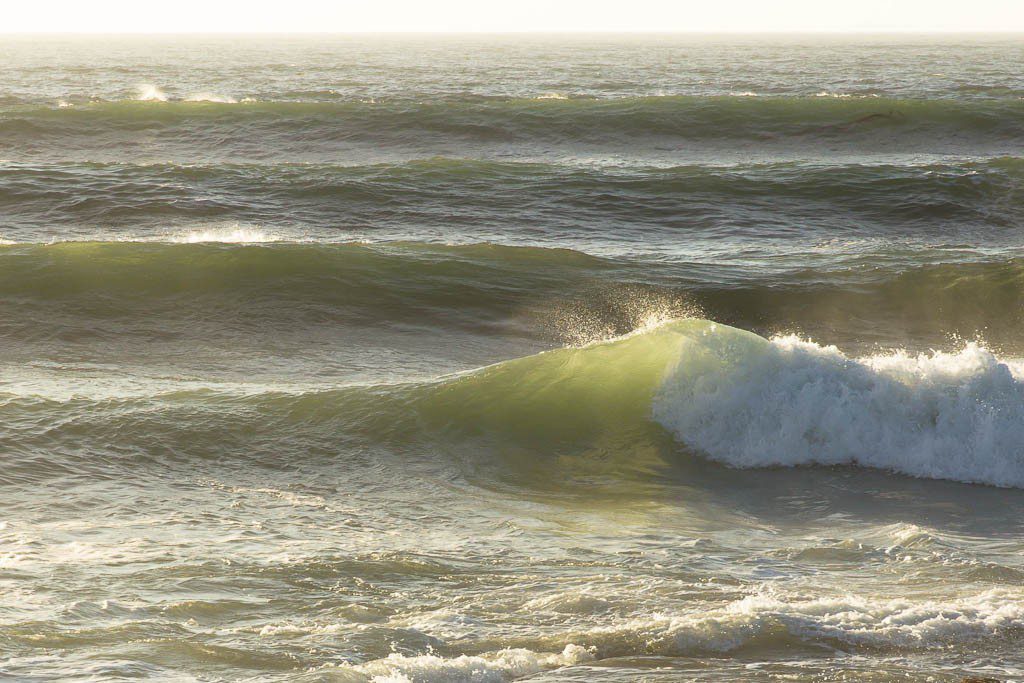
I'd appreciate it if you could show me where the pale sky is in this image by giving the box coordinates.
[4,0,1024,33]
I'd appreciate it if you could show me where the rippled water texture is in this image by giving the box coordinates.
[1,34,1024,681]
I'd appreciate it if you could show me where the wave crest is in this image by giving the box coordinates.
[655,323,1024,487]
[169,226,277,244]
[7,317,1024,489]
[135,84,168,102]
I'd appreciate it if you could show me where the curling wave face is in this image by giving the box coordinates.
[7,316,1024,489]
[382,320,1024,488]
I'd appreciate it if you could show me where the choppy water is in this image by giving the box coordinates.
[2,34,1024,682]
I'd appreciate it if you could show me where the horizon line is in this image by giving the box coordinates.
[3,29,1024,35]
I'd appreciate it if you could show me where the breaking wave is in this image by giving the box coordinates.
[8,314,1024,489]
[2,241,1024,487]
[654,323,1024,487]
[409,320,1024,488]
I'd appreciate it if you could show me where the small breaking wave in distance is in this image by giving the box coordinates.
[168,225,277,243]
[135,83,168,102]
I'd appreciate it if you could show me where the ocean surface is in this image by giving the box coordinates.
[2,34,1024,681]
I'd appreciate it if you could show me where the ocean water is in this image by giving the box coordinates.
[2,33,1024,681]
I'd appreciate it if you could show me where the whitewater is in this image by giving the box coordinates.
[655,323,1024,488]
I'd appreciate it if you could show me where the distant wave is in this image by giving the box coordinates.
[134,84,168,102]
[183,92,240,104]
[1,95,1022,148]
[130,85,242,104]
[1,158,1020,234]
[1,241,1024,350]
[169,226,277,243]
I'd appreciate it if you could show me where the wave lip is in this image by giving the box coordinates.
[655,322,1024,488]
[183,92,239,104]
[168,225,277,244]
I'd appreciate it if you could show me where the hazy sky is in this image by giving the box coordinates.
[5,0,1024,33]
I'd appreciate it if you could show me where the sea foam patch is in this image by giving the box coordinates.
[331,645,593,683]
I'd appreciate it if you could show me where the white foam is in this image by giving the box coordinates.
[584,587,1024,654]
[814,91,880,98]
[184,92,238,103]
[136,84,168,102]
[170,226,276,244]
[334,645,593,683]
[258,621,345,637]
[303,589,1021,679]
[884,522,940,549]
[654,324,1024,487]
